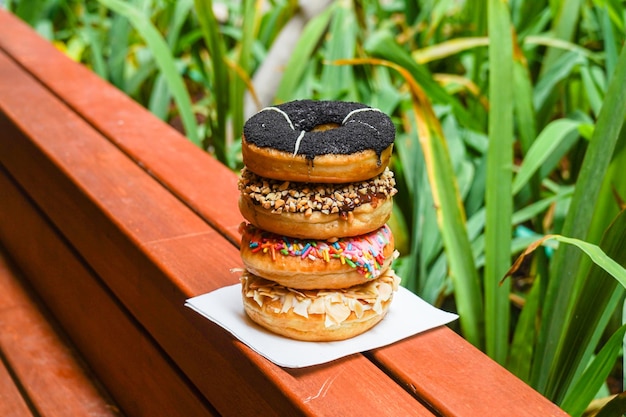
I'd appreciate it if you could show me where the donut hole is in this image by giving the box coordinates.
[311,122,341,132]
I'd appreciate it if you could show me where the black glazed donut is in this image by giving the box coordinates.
[241,100,396,183]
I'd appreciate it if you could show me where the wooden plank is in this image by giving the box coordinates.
[369,327,568,416]
[0,358,33,417]
[0,48,434,416]
[0,247,123,417]
[0,171,219,417]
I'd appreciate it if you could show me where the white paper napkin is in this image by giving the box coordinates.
[185,284,458,368]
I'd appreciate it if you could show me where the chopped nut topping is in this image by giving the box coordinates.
[239,168,397,215]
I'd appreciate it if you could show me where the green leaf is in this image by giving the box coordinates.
[580,64,604,117]
[230,0,257,145]
[194,0,230,157]
[534,213,626,403]
[560,323,626,416]
[319,3,357,99]
[546,235,626,289]
[364,31,481,131]
[148,0,195,121]
[106,11,131,90]
[512,186,574,226]
[512,119,581,195]
[537,0,585,78]
[275,6,335,102]
[97,0,200,147]
[342,56,485,348]
[512,57,537,156]
[507,275,542,383]
[533,51,586,112]
[484,0,514,364]
[532,41,626,395]
[411,37,489,64]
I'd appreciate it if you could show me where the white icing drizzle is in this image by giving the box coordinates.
[341,107,382,125]
[260,106,307,156]
[260,106,295,130]
[292,131,306,156]
[261,105,383,157]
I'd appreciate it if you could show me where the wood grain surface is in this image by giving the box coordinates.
[0,247,124,417]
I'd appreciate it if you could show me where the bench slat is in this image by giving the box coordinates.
[369,328,568,416]
[0,170,221,417]
[0,358,33,417]
[0,248,122,417]
[0,46,434,417]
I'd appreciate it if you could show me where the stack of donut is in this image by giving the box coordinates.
[238,99,401,341]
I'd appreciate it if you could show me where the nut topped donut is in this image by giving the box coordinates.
[238,166,397,239]
[242,100,396,183]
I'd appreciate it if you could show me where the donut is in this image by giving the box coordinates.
[241,268,401,341]
[238,167,397,239]
[240,223,396,290]
[242,100,396,183]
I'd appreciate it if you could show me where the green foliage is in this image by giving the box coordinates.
[11,0,626,413]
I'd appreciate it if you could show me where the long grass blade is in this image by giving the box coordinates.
[538,0,585,78]
[275,6,334,103]
[560,323,626,417]
[512,49,536,156]
[335,57,485,348]
[148,0,193,120]
[484,0,514,363]
[106,10,131,90]
[98,0,200,146]
[230,0,257,146]
[543,209,626,405]
[533,51,586,112]
[507,275,542,383]
[512,119,581,195]
[587,127,626,244]
[194,0,229,157]
[319,3,356,99]
[411,37,489,64]
[532,42,626,395]
[365,31,481,131]
[148,0,194,120]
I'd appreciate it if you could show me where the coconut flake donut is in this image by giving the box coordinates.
[238,167,397,239]
[241,269,401,341]
[240,223,396,290]
[242,100,396,183]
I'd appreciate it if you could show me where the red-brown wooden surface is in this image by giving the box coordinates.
[0,170,219,417]
[0,9,569,416]
[0,356,33,417]
[0,247,123,417]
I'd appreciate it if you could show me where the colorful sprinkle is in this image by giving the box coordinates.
[243,223,392,279]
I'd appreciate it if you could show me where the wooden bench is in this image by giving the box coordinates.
[0,10,569,416]
[0,247,122,417]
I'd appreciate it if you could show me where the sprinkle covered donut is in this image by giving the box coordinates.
[242,100,396,183]
[240,223,397,290]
